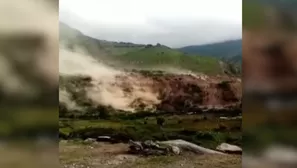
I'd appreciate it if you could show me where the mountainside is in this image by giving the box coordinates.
[59,22,242,161]
[178,40,242,64]
[60,22,239,75]
[111,44,223,75]
[60,22,145,58]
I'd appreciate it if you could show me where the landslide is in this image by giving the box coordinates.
[59,69,241,117]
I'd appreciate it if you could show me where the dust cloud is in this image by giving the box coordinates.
[59,47,160,112]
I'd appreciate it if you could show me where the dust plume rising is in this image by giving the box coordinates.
[59,48,160,112]
[59,48,121,78]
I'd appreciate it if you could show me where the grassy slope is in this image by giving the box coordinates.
[111,45,222,75]
[178,40,242,58]
[178,40,242,65]
[60,22,224,75]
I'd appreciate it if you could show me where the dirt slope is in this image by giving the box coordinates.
[60,69,241,114]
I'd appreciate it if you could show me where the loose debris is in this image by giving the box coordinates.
[128,140,178,156]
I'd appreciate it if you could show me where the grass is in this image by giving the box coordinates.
[112,45,222,75]
[60,114,241,149]
[60,22,226,75]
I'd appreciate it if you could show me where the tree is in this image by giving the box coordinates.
[95,106,110,119]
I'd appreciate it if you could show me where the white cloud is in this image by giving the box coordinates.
[60,0,242,47]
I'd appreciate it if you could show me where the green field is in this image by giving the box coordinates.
[60,113,241,150]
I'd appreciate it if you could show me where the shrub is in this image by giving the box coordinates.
[156,117,165,126]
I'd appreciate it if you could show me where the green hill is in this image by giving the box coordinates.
[60,22,240,75]
[110,44,223,74]
[178,40,242,63]
[178,40,242,76]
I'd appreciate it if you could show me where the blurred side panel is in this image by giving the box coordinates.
[0,0,59,168]
[243,0,297,167]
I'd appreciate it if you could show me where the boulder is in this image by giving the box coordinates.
[158,139,225,155]
[128,140,181,156]
[84,138,96,143]
[171,146,181,155]
[97,136,112,142]
[216,143,242,154]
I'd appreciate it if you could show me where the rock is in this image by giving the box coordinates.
[219,117,229,120]
[129,139,228,156]
[129,140,179,156]
[129,140,143,152]
[158,139,225,155]
[143,140,160,148]
[216,143,242,154]
[220,116,242,120]
[84,138,96,143]
[171,146,181,155]
[97,136,111,141]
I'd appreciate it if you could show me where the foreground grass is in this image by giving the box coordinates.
[60,114,241,149]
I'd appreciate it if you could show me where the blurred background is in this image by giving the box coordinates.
[243,0,297,167]
[0,0,58,168]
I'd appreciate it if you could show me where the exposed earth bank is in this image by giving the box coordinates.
[59,69,241,116]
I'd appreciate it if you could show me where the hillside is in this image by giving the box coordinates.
[60,22,237,75]
[59,22,242,168]
[60,22,145,58]
[109,44,223,75]
[178,40,242,64]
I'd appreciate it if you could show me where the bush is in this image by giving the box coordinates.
[156,117,165,126]
[98,106,111,119]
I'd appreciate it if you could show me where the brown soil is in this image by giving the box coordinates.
[60,70,242,114]
[117,71,241,113]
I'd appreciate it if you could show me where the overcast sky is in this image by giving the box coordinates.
[60,0,242,48]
